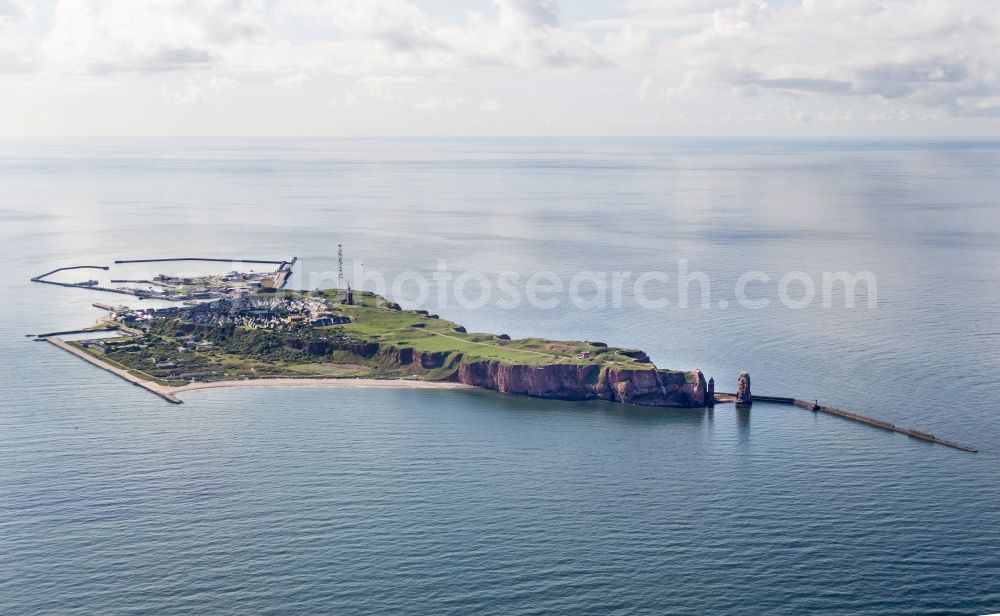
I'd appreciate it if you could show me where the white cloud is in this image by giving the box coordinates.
[2,0,1000,134]
[359,74,425,101]
[640,0,1000,116]
[291,0,432,43]
[286,0,607,72]
[331,92,360,107]
[208,75,238,90]
[159,74,235,106]
[0,0,36,72]
[637,75,693,104]
[479,98,503,112]
[955,96,1000,117]
[0,0,28,20]
[601,24,652,59]
[414,96,463,110]
[273,73,310,87]
[27,0,1000,118]
[161,83,203,106]
[43,0,267,74]
[816,109,855,123]
[784,106,808,124]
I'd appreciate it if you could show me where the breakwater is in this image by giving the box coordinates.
[30,264,109,282]
[35,327,119,338]
[31,265,176,299]
[44,337,182,404]
[716,393,977,453]
[114,257,286,265]
[32,257,295,300]
[33,278,178,299]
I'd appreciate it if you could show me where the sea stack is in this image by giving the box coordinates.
[707,377,715,405]
[736,372,752,405]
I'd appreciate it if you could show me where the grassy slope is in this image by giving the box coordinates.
[310,289,663,371]
[71,288,679,384]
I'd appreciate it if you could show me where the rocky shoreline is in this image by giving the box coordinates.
[335,341,715,408]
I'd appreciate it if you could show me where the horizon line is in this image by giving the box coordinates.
[3,135,1000,141]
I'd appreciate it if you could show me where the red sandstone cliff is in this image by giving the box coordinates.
[454,360,711,407]
[334,340,712,408]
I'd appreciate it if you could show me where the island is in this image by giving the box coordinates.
[30,257,979,452]
[32,259,714,408]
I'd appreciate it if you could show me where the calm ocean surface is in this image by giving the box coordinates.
[1,138,998,614]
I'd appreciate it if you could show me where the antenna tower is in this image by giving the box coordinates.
[338,244,344,292]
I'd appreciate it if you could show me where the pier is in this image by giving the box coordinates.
[110,279,172,285]
[716,393,977,453]
[273,268,292,289]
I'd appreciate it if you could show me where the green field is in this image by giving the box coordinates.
[313,289,651,369]
[76,288,671,385]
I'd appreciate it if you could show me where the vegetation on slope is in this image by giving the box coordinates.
[77,288,672,384]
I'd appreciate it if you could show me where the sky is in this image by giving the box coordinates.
[1,0,999,137]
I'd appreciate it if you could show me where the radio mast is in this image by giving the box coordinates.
[338,244,344,292]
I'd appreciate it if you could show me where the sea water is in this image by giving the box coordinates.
[1,138,998,614]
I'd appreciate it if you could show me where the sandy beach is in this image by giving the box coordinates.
[45,336,470,404]
[172,378,471,394]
